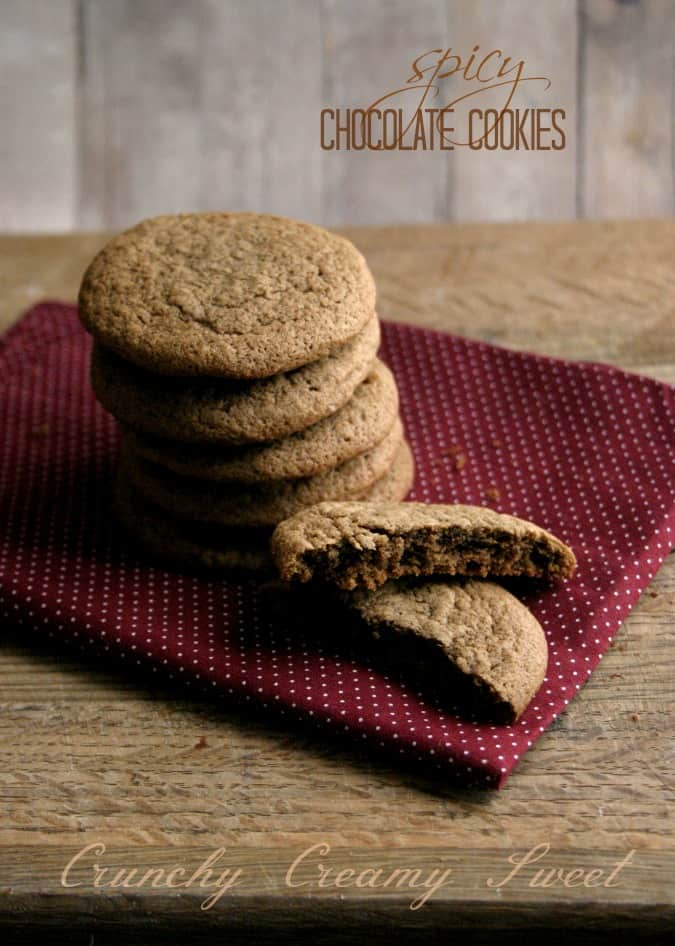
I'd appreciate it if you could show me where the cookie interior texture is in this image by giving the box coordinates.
[271,501,576,589]
[90,314,381,445]
[262,577,547,723]
[79,212,376,378]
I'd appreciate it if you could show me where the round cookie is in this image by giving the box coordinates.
[123,360,399,482]
[79,212,376,378]
[91,315,381,445]
[121,419,403,528]
[116,476,273,572]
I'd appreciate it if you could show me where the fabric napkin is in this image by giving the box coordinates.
[1,302,673,788]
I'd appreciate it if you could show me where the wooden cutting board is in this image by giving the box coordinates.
[0,220,673,944]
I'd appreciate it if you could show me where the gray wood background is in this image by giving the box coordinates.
[1,0,673,232]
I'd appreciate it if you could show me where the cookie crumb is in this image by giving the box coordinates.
[631,713,640,722]
[485,486,501,501]
[453,452,467,472]
[194,735,208,749]
[648,591,658,598]
[491,438,502,449]
[442,444,464,457]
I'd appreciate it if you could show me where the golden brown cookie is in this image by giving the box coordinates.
[90,315,381,445]
[116,444,413,571]
[271,501,576,589]
[346,579,548,722]
[79,212,376,378]
[123,360,399,482]
[121,421,405,528]
[356,440,414,502]
[260,573,546,722]
[116,475,273,572]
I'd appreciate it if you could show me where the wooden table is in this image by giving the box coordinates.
[0,221,673,944]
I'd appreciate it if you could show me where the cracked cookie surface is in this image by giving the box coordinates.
[79,212,376,378]
[347,578,548,722]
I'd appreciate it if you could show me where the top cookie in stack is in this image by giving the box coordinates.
[79,212,414,571]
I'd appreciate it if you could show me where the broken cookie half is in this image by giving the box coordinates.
[348,579,548,723]
[271,500,576,590]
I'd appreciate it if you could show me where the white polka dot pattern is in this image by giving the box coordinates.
[1,303,674,788]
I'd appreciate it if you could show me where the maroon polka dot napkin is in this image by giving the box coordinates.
[1,303,673,788]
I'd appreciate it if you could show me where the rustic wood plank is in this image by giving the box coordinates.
[0,0,77,231]
[0,232,109,329]
[3,1,673,232]
[197,0,322,222]
[580,0,675,218]
[0,845,671,928]
[342,219,675,365]
[78,0,322,229]
[320,0,449,225]
[78,0,203,229]
[446,0,577,221]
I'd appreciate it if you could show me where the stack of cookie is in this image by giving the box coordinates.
[78,212,414,571]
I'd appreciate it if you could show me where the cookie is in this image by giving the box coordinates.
[357,439,414,502]
[79,212,376,378]
[121,421,405,528]
[91,315,381,445]
[116,476,272,572]
[271,501,576,589]
[122,360,399,482]
[346,579,548,722]
[115,444,412,574]
[260,575,546,722]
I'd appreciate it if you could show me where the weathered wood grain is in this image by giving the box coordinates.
[199,0,322,222]
[0,0,77,231]
[78,0,322,229]
[580,0,675,218]
[320,0,449,225]
[0,222,673,939]
[78,0,204,229]
[344,218,675,366]
[446,0,578,221]
[2,0,675,230]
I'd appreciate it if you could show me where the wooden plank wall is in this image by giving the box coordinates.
[0,0,673,231]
